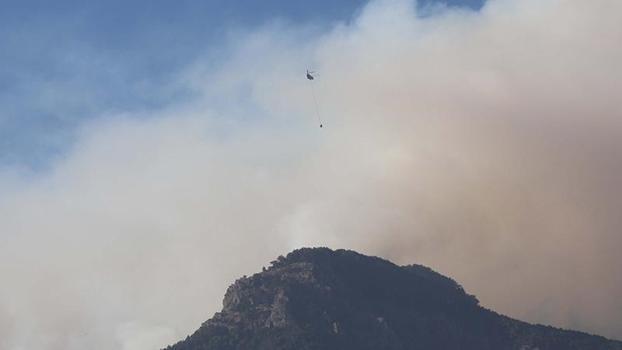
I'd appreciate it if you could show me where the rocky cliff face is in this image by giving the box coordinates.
[165,248,622,350]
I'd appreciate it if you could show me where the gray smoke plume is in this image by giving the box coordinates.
[1,1,621,349]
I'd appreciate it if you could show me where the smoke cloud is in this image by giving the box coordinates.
[1,0,621,348]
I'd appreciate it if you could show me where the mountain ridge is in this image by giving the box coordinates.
[165,247,622,350]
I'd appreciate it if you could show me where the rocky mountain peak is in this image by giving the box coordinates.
[165,248,621,350]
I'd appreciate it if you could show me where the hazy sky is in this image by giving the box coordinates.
[1,0,621,349]
[0,0,483,168]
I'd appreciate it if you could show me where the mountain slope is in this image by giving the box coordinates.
[165,248,621,350]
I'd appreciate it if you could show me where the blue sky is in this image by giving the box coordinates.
[0,0,484,169]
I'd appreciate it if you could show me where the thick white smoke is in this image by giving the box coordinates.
[1,0,621,349]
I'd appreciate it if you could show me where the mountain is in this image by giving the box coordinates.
[164,248,622,350]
